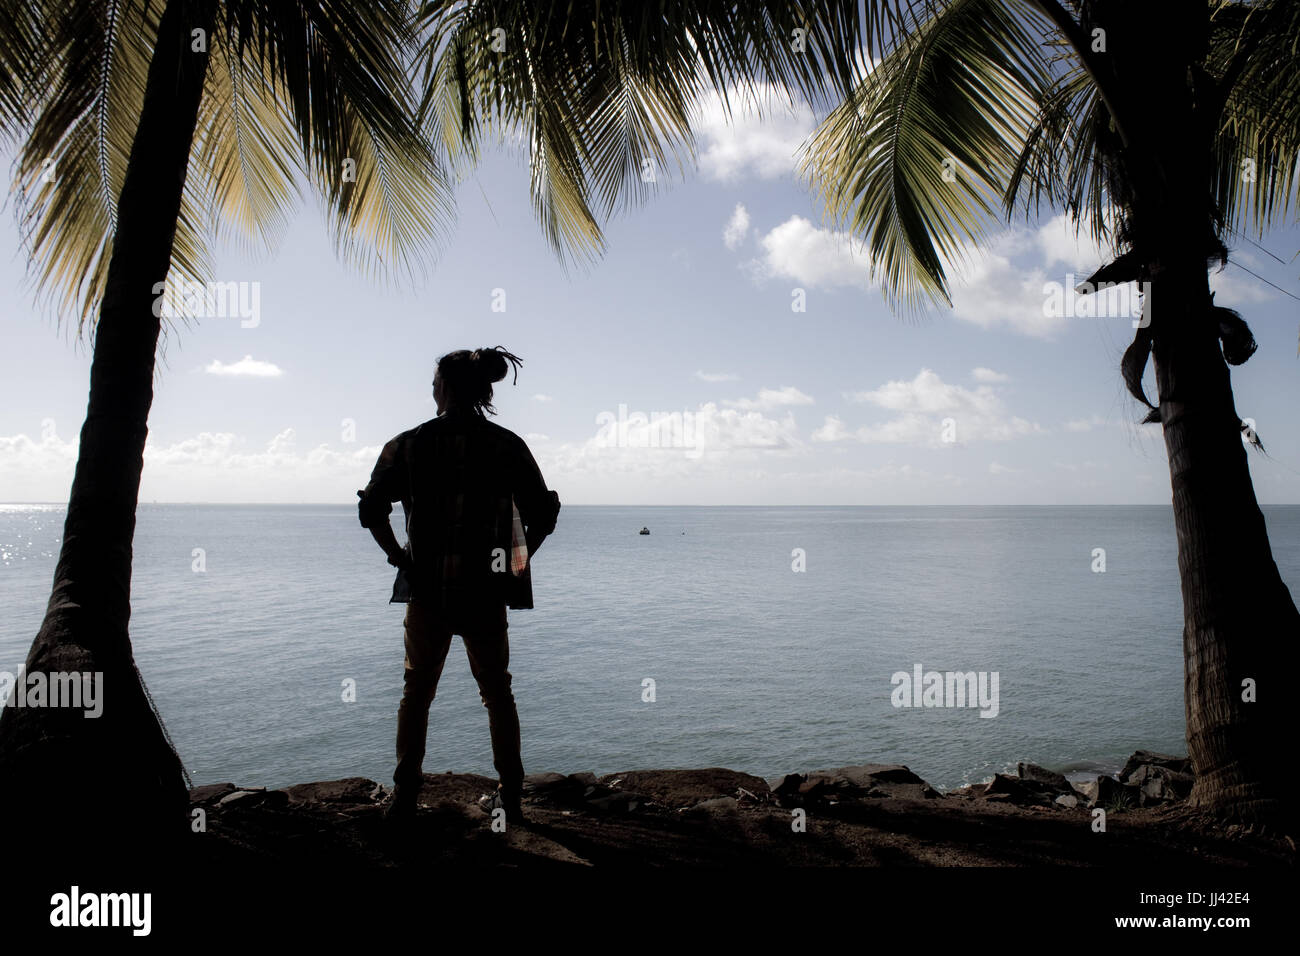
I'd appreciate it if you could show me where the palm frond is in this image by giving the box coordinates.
[11,0,154,329]
[191,34,304,254]
[414,0,887,265]
[10,0,452,328]
[225,0,455,283]
[1211,0,1300,237]
[0,0,47,136]
[801,0,1054,311]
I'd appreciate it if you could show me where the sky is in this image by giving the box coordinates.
[2,88,1299,505]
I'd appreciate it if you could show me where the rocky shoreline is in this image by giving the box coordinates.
[185,750,1293,867]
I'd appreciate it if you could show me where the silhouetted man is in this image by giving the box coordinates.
[358,347,560,825]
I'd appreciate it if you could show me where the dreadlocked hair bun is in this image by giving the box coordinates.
[472,348,511,384]
[436,346,523,416]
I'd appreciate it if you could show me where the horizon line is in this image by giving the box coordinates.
[6,501,1300,508]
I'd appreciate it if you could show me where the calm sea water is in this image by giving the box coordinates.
[2,504,1298,791]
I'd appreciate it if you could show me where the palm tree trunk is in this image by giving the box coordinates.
[1150,264,1300,826]
[1093,0,1300,827]
[0,0,215,856]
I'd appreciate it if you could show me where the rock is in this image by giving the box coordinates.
[983,773,1054,806]
[217,790,261,808]
[686,796,739,815]
[522,772,568,792]
[1119,751,1191,783]
[772,764,938,805]
[586,791,645,813]
[216,788,286,810]
[1088,774,1139,810]
[279,777,378,807]
[189,782,237,805]
[798,772,839,797]
[768,773,805,798]
[1128,764,1194,805]
[511,773,601,810]
[830,764,927,787]
[1075,779,1099,805]
[1018,762,1072,793]
[597,769,768,810]
[1054,794,1079,809]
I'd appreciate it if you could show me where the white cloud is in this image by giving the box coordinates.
[988,461,1020,475]
[945,215,1139,338]
[693,85,816,182]
[1035,213,1110,271]
[848,369,972,413]
[0,429,79,499]
[1209,252,1278,305]
[811,415,850,443]
[831,368,1044,446]
[695,370,740,383]
[142,429,373,471]
[0,427,382,502]
[538,402,805,484]
[532,393,553,403]
[971,367,1010,383]
[947,239,1064,338]
[724,385,814,411]
[1065,415,1107,432]
[524,433,550,442]
[751,216,873,290]
[204,355,283,378]
[266,428,296,455]
[723,203,751,249]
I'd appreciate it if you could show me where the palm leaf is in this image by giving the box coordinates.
[191,35,303,254]
[1211,0,1300,237]
[10,0,155,329]
[800,0,1055,312]
[9,0,454,329]
[414,0,888,265]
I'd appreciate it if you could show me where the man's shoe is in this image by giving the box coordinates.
[478,785,526,825]
[384,785,418,824]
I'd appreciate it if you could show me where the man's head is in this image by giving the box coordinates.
[433,346,523,415]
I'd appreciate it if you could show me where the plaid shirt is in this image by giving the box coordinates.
[358,409,560,611]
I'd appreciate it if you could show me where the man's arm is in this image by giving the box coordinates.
[357,435,412,569]
[513,439,560,556]
[366,518,411,571]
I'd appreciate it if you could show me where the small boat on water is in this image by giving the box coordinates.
[638,526,650,535]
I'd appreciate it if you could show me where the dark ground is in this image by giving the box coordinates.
[185,765,1295,868]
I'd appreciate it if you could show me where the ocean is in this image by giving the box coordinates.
[3,504,1297,792]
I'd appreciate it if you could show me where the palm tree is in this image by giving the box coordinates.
[800,0,1300,826]
[0,0,453,855]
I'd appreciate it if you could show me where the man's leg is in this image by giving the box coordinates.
[462,604,524,807]
[394,599,454,796]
